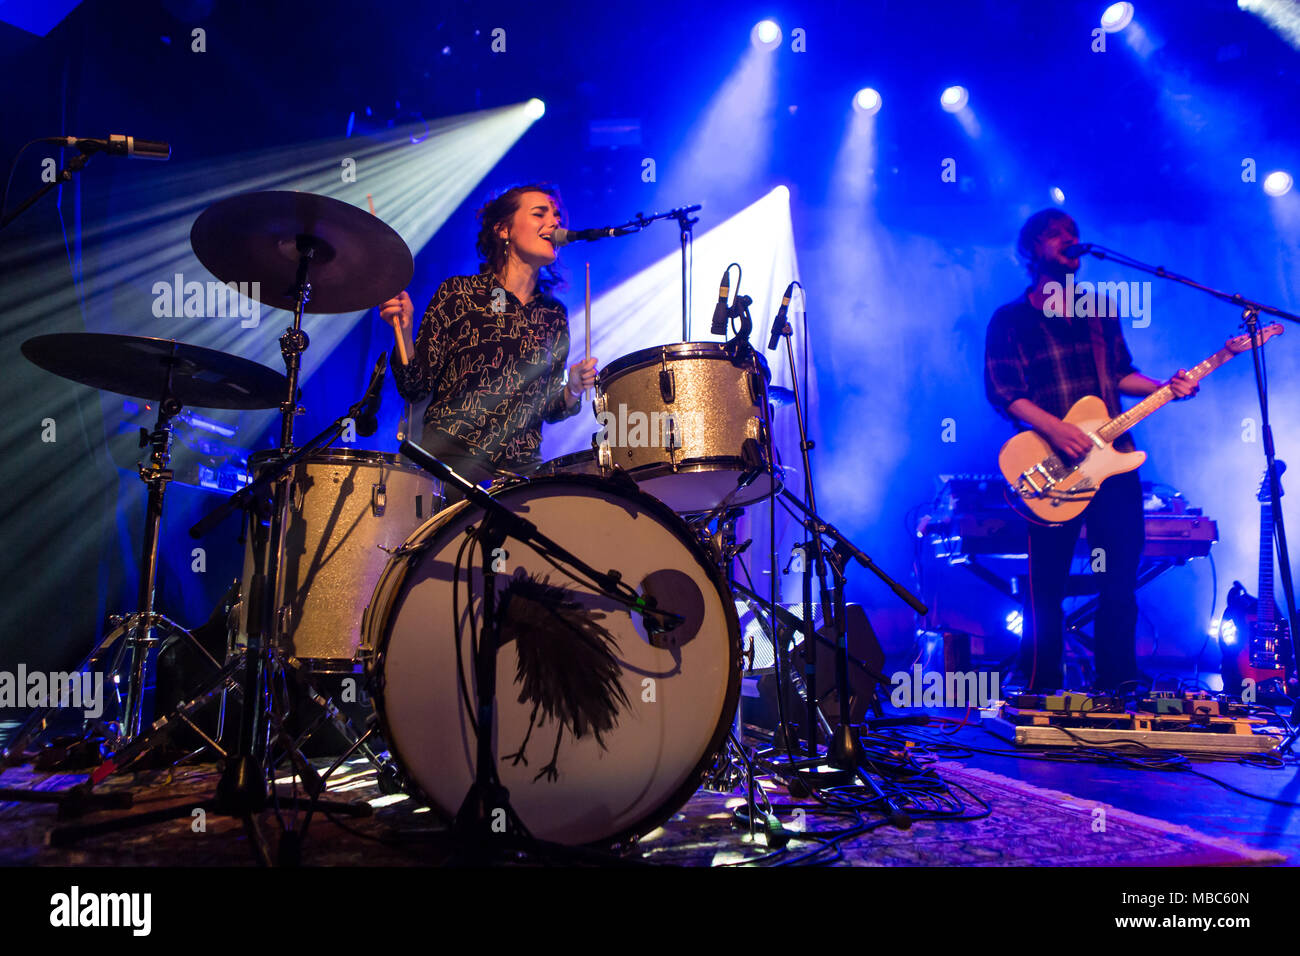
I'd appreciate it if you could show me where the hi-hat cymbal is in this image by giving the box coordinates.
[22,333,288,410]
[190,190,413,314]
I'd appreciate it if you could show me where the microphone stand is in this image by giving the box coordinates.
[761,302,926,827]
[1079,245,1300,697]
[398,440,678,864]
[0,147,93,230]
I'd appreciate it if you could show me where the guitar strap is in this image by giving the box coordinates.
[1087,316,1119,418]
[1087,315,1135,452]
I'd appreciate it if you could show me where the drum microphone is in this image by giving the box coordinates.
[767,281,796,350]
[354,355,387,437]
[1061,242,1093,257]
[45,134,172,160]
[710,266,734,336]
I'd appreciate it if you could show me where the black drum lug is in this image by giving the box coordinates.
[659,368,675,403]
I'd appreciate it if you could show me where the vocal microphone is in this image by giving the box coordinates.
[710,266,733,336]
[767,281,796,350]
[549,225,622,247]
[1061,242,1093,258]
[45,134,171,160]
[355,355,387,437]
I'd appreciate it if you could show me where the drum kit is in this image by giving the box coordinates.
[10,187,921,860]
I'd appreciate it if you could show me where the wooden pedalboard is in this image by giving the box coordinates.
[996,697,1283,753]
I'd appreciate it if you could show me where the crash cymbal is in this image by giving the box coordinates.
[190,190,413,314]
[22,333,288,410]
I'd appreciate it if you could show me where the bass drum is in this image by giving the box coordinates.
[364,474,741,846]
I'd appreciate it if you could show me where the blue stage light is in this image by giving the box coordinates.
[1264,170,1294,196]
[1050,186,1066,204]
[940,85,968,113]
[525,98,546,120]
[853,88,882,115]
[1101,2,1135,32]
[752,19,781,49]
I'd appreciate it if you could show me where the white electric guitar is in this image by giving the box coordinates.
[999,323,1284,524]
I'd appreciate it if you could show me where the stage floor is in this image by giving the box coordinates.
[0,712,1292,867]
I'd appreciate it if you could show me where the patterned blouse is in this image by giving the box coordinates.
[390,271,580,469]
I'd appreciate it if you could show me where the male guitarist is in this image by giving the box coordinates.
[984,209,1199,692]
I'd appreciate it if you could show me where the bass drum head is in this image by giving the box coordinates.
[368,475,740,846]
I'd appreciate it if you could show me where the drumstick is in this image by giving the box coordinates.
[584,262,591,397]
[369,193,410,365]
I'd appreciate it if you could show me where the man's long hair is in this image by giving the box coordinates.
[475,183,567,295]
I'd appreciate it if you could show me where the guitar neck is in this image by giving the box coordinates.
[1096,345,1235,444]
[1259,501,1276,625]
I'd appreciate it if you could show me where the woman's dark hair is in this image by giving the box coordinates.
[1017,208,1077,276]
[475,183,566,295]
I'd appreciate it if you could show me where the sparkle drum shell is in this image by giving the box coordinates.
[363,474,742,846]
[594,342,780,514]
[241,449,444,666]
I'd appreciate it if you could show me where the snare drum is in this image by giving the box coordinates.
[363,473,741,845]
[240,449,443,667]
[595,342,781,513]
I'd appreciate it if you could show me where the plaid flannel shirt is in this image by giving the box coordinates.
[984,293,1139,451]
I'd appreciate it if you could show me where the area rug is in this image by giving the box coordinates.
[0,758,1285,866]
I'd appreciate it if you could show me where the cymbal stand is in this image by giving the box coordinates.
[3,353,222,766]
[47,251,376,863]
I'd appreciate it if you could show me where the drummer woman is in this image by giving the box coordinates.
[380,184,598,489]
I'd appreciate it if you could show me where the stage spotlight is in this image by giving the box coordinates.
[525,98,546,120]
[1005,610,1023,637]
[1050,186,1066,204]
[940,86,968,113]
[751,19,781,49]
[853,88,882,115]
[1100,1,1135,32]
[1264,170,1294,196]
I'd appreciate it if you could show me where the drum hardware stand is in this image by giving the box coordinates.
[46,362,388,860]
[400,439,678,865]
[757,299,924,825]
[665,203,702,341]
[2,362,222,777]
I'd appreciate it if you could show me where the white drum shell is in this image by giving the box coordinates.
[365,475,741,846]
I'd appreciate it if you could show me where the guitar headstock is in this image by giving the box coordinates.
[1226,322,1284,354]
[1257,460,1287,503]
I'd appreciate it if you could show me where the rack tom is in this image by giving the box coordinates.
[594,342,780,513]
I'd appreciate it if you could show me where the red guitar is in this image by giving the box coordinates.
[1220,462,1293,699]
